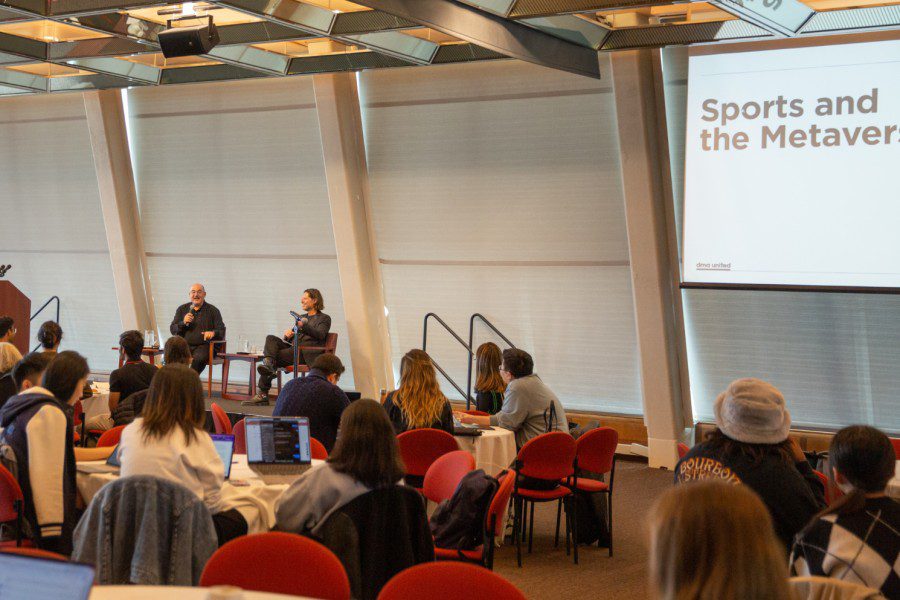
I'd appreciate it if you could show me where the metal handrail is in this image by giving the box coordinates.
[30,296,60,352]
[422,312,474,405]
[466,313,516,409]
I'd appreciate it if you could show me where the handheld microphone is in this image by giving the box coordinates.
[289,311,303,321]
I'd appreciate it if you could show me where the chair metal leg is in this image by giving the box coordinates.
[514,496,523,568]
[564,498,571,556]
[528,500,535,554]
[608,491,613,557]
[554,499,562,547]
[570,496,578,565]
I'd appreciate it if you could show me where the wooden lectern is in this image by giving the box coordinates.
[0,281,30,356]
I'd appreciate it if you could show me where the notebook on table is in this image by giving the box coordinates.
[211,433,235,479]
[245,417,312,484]
[0,553,94,600]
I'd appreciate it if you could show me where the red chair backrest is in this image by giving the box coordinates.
[813,469,833,504]
[575,427,618,475]
[211,403,232,435]
[324,333,338,353]
[462,409,489,417]
[232,419,246,455]
[677,443,690,459]
[1,547,67,560]
[397,429,459,479]
[515,432,576,481]
[310,437,328,460]
[200,532,350,599]
[72,400,83,427]
[0,464,23,523]
[423,450,476,504]
[377,562,526,600]
[891,438,900,460]
[486,472,515,538]
[96,425,127,448]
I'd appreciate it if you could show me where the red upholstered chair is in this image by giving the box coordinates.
[891,438,900,460]
[377,562,526,600]
[232,419,246,455]
[423,450,475,505]
[563,427,618,556]
[206,340,227,399]
[96,425,127,448]
[462,409,489,417]
[397,429,459,492]
[211,403,232,435]
[310,437,328,460]
[435,470,515,570]
[1,547,67,560]
[813,469,834,504]
[677,442,690,459]
[276,333,339,393]
[0,464,32,548]
[200,532,350,600]
[512,432,577,567]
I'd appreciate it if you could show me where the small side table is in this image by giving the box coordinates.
[220,352,265,402]
[112,346,164,368]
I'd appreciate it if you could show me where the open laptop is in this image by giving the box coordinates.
[211,433,235,479]
[245,416,312,484]
[0,552,94,600]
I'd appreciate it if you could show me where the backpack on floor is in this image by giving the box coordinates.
[429,469,499,551]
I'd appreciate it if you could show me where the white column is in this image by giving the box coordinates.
[611,49,692,469]
[312,72,394,399]
[83,90,156,333]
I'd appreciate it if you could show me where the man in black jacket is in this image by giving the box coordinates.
[246,288,330,406]
[169,283,226,374]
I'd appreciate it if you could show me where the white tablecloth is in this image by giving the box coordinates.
[888,461,900,500]
[89,586,311,599]
[454,427,517,476]
[81,382,110,422]
[76,456,324,534]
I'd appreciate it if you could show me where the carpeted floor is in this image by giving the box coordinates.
[491,460,674,600]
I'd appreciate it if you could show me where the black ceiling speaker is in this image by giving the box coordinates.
[158,15,219,58]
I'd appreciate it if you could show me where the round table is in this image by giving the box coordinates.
[89,586,312,599]
[454,427,517,476]
[81,382,110,422]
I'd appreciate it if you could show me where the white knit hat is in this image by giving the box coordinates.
[714,378,791,444]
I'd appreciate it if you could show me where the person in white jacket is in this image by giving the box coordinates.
[118,363,246,546]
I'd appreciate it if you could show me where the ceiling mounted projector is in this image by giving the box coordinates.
[158,15,219,58]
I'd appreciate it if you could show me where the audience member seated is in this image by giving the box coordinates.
[791,425,899,597]
[117,363,247,546]
[275,398,406,536]
[474,342,506,415]
[110,336,191,428]
[0,342,23,409]
[0,315,15,344]
[649,480,792,600]
[383,350,453,435]
[87,330,158,432]
[273,353,350,453]
[0,351,90,555]
[1,352,53,411]
[675,378,825,549]
[457,348,568,448]
[36,321,63,356]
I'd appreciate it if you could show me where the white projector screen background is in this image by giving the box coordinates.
[682,37,900,290]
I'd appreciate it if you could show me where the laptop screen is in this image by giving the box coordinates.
[210,434,235,479]
[245,417,311,464]
[0,553,94,600]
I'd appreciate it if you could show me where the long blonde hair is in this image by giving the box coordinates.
[0,342,22,375]
[649,480,791,600]
[474,342,506,395]
[394,349,446,429]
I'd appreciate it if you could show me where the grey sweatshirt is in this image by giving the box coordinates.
[275,463,372,536]
[489,374,568,448]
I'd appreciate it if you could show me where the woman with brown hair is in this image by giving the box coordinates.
[649,480,793,600]
[117,363,247,545]
[276,399,406,535]
[473,342,506,415]
[382,349,453,435]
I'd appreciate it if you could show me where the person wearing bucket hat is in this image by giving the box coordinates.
[675,378,825,549]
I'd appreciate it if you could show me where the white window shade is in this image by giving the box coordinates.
[0,94,120,372]
[360,59,642,414]
[127,77,353,388]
